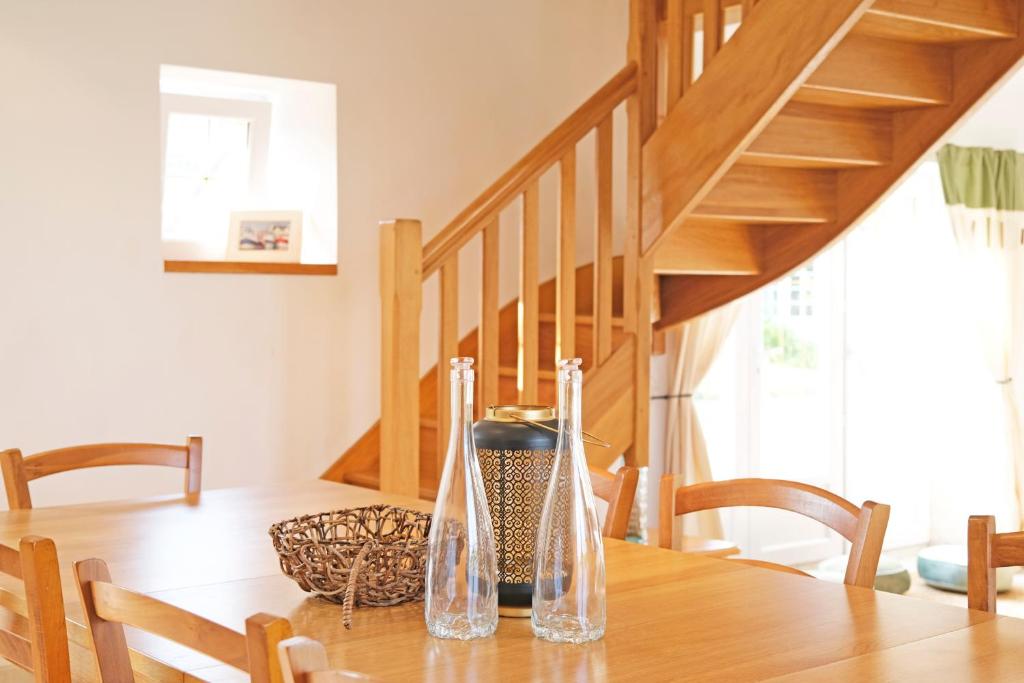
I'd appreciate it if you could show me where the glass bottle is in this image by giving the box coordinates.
[425,357,498,639]
[532,358,606,643]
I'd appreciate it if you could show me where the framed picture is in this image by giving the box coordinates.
[227,211,303,262]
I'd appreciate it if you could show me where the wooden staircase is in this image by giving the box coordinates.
[647,0,1024,328]
[323,260,635,498]
[323,0,1024,500]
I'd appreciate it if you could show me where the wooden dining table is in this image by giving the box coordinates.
[1,479,1023,682]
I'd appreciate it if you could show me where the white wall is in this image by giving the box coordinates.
[948,66,1024,151]
[0,0,627,507]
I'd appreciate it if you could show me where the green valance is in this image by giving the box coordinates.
[937,144,1024,212]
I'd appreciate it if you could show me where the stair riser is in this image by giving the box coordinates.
[654,223,761,275]
[742,102,892,169]
[796,34,952,108]
[694,166,836,224]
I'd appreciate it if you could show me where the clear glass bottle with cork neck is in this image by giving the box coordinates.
[531,358,606,643]
[424,357,498,639]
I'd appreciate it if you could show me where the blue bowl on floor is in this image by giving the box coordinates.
[917,544,1015,593]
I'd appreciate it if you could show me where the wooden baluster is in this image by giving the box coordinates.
[594,115,614,367]
[519,181,540,404]
[703,0,722,66]
[557,149,577,363]
[437,256,458,478]
[479,220,500,418]
[741,0,755,21]
[665,0,686,108]
[379,219,422,498]
[625,0,657,470]
[682,6,694,93]
[625,0,657,337]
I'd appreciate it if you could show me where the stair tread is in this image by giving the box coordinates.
[855,0,1018,44]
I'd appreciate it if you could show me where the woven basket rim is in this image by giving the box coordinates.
[269,504,430,539]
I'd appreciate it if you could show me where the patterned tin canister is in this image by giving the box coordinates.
[473,405,557,617]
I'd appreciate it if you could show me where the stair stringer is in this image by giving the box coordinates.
[655,11,1024,330]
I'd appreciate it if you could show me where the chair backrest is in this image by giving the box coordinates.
[1,436,202,509]
[0,536,71,682]
[968,515,1024,612]
[589,465,639,540]
[659,477,890,589]
[278,637,374,683]
[73,558,290,683]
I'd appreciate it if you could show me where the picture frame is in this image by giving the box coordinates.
[226,211,304,263]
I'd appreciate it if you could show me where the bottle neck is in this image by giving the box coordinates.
[450,367,474,434]
[557,370,583,443]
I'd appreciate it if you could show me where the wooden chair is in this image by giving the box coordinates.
[659,477,890,588]
[73,558,291,683]
[278,636,373,682]
[0,436,202,509]
[967,515,1024,612]
[0,536,71,682]
[590,465,640,540]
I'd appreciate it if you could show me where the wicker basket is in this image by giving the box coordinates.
[269,505,431,628]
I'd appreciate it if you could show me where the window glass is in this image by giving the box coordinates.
[162,113,252,243]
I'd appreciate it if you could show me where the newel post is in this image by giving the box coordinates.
[379,219,422,498]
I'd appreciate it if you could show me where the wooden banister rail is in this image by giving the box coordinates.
[420,62,639,280]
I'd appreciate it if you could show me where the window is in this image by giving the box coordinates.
[161,94,271,248]
[694,161,1008,566]
[159,65,337,268]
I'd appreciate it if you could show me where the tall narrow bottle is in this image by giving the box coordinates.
[532,358,606,643]
[425,357,498,639]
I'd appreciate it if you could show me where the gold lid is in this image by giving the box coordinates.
[484,404,555,422]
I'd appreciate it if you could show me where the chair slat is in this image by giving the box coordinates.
[22,443,188,479]
[0,545,21,580]
[662,477,889,589]
[2,437,202,510]
[91,581,250,671]
[674,478,862,541]
[992,531,1024,567]
[0,607,34,671]
[76,558,290,683]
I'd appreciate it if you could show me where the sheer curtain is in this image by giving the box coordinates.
[662,303,740,537]
[938,144,1024,528]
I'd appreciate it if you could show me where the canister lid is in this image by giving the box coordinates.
[484,405,555,422]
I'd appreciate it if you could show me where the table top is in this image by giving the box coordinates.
[0,480,1021,682]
